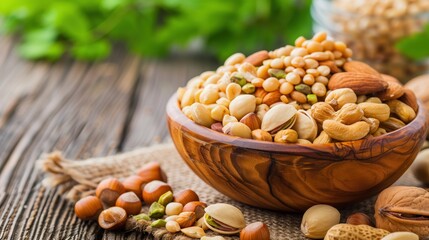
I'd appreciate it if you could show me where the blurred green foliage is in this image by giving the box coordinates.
[0,0,312,61]
[396,24,429,61]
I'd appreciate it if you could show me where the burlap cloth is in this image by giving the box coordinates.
[38,142,429,240]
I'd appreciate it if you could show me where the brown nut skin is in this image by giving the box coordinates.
[115,192,142,216]
[240,222,270,240]
[122,175,145,199]
[176,211,197,228]
[74,196,103,220]
[182,201,207,219]
[346,212,374,226]
[173,189,199,206]
[374,186,429,239]
[96,178,126,208]
[98,206,127,230]
[142,180,173,205]
[137,162,168,183]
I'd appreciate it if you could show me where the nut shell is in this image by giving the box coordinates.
[74,196,103,220]
[122,175,145,198]
[98,206,127,230]
[174,189,199,206]
[95,178,126,207]
[115,192,142,215]
[204,203,246,235]
[137,162,168,183]
[374,186,429,238]
[142,180,172,205]
[301,204,340,239]
[261,104,297,134]
[240,222,270,240]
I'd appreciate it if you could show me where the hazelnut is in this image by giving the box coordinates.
[137,162,167,183]
[174,189,199,206]
[95,178,126,207]
[142,180,172,205]
[115,192,142,215]
[176,211,197,228]
[122,175,145,198]
[182,201,207,219]
[346,212,373,226]
[74,196,103,220]
[240,222,270,240]
[98,206,127,230]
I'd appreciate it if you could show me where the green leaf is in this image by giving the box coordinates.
[396,24,429,61]
[71,40,111,60]
[18,40,64,60]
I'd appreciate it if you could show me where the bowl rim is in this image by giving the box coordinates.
[166,93,427,153]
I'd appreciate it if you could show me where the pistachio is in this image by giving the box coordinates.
[204,203,246,235]
[274,129,298,143]
[242,83,255,94]
[148,202,165,219]
[181,226,206,238]
[229,95,256,120]
[256,104,270,122]
[268,69,286,78]
[307,94,317,105]
[251,129,272,142]
[292,110,318,141]
[222,122,252,139]
[158,191,173,206]
[133,213,151,221]
[295,84,312,95]
[261,104,297,134]
[230,73,247,86]
[190,103,215,127]
[301,204,341,239]
[151,219,167,228]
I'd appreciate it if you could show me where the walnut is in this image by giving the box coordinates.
[374,186,429,238]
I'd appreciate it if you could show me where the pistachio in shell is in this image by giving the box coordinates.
[374,186,429,238]
[261,104,297,135]
[292,110,318,141]
[203,203,246,235]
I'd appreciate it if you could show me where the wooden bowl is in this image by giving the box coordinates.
[166,94,427,212]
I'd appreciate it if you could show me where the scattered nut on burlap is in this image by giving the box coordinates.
[37,143,428,240]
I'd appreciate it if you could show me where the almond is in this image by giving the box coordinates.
[381,74,401,84]
[375,81,405,101]
[328,72,388,95]
[320,61,341,73]
[262,91,282,106]
[244,50,269,66]
[399,88,419,113]
[343,61,380,76]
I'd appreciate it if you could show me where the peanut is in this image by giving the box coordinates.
[325,224,389,240]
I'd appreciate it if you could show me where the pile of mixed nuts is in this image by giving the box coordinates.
[301,185,429,240]
[73,162,270,240]
[177,32,418,143]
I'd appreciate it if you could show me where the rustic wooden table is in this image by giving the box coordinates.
[0,37,216,239]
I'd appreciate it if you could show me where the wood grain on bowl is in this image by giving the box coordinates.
[166,95,427,212]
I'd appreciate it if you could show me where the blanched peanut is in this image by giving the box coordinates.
[226,83,242,100]
[225,53,245,66]
[311,82,327,97]
[211,105,229,122]
[263,77,280,92]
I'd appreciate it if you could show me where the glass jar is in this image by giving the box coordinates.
[311,0,429,82]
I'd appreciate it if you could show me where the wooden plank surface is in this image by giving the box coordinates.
[0,38,216,240]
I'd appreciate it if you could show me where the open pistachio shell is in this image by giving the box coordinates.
[292,110,318,141]
[261,104,297,135]
[203,203,246,235]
